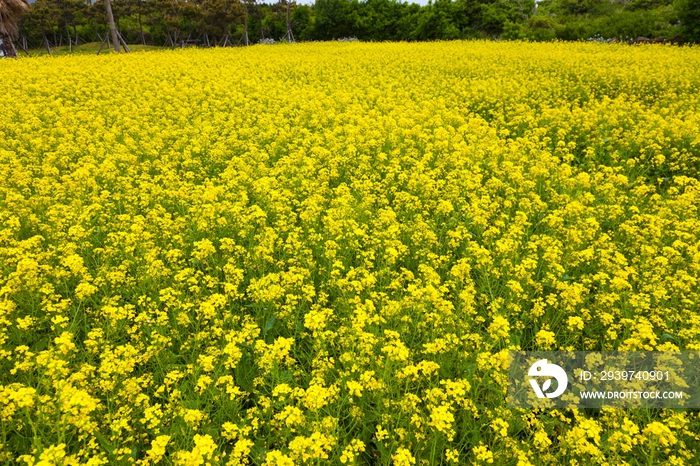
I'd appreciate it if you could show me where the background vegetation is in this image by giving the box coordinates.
[10,0,700,54]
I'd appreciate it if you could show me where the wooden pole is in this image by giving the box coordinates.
[284,0,294,42]
[96,31,109,54]
[41,24,51,54]
[117,30,131,52]
[66,26,72,52]
[243,4,249,45]
[104,0,121,53]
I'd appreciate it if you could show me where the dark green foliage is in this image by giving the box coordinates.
[526,14,556,40]
[411,0,462,40]
[529,0,683,42]
[479,2,510,34]
[502,20,526,40]
[594,9,666,39]
[292,4,314,40]
[313,0,356,39]
[16,0,693,49]
[554,21,586,40]
[557,0,608,15]
[677,0,700,42]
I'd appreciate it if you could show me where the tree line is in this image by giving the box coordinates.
[14,0,537,51]
[2,0,699,57]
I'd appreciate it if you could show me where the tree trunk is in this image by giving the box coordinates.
[118,31,131,52]
[0,32,18,58]
[41,22,51,54]
[97,32,108,54]
[66,26,73,52]
[284,1,294,42]
[243,6,250,45]
[104,0,121,52]
[138,4,145,45]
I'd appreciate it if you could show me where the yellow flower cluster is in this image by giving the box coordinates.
[1,40,699,464]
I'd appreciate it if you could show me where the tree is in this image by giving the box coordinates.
[0,0,29,57]
[677,0,700,42]
[22,0,56,53]
[291,4,312,40]
[412,0,461,40]
[314,0,353,39]
[354,0,403,41]
[199,0,243,45]
[52,0,87,51]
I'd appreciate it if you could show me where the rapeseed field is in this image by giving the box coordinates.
[1,41,700,465]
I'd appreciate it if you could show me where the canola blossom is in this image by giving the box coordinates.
[1,41,700,464]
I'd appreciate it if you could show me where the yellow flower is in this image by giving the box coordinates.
[146,435,171,463]
[533,430,552,450]
[642,421,677,448]
[288,432,336,462]
[183,409,204,428]
[376,425,389,442]
[274,406,305,430]
[340,439,365,464]
[303,384,337,411]
[74,282,97,300]
[2,40,700,466]
[391,448,416,466]
[488,316,510,340]
[229,439,254,465]
[567,316,585,331]
[535,329,557,349]
[491,418,509,438]
[428,404,455,440]
[33,444,76,466]
[472,444,494,464]
[174,434,217,466]
[263,451,294,466]
[346,380,364,398]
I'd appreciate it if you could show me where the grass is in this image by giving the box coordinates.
[23,41,165,57]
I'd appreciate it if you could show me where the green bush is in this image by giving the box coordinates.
[591,7,678,39]
[526,15,557,40]
[480,3,512,35]
[555,21,588,40]
[502,21,527,40]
